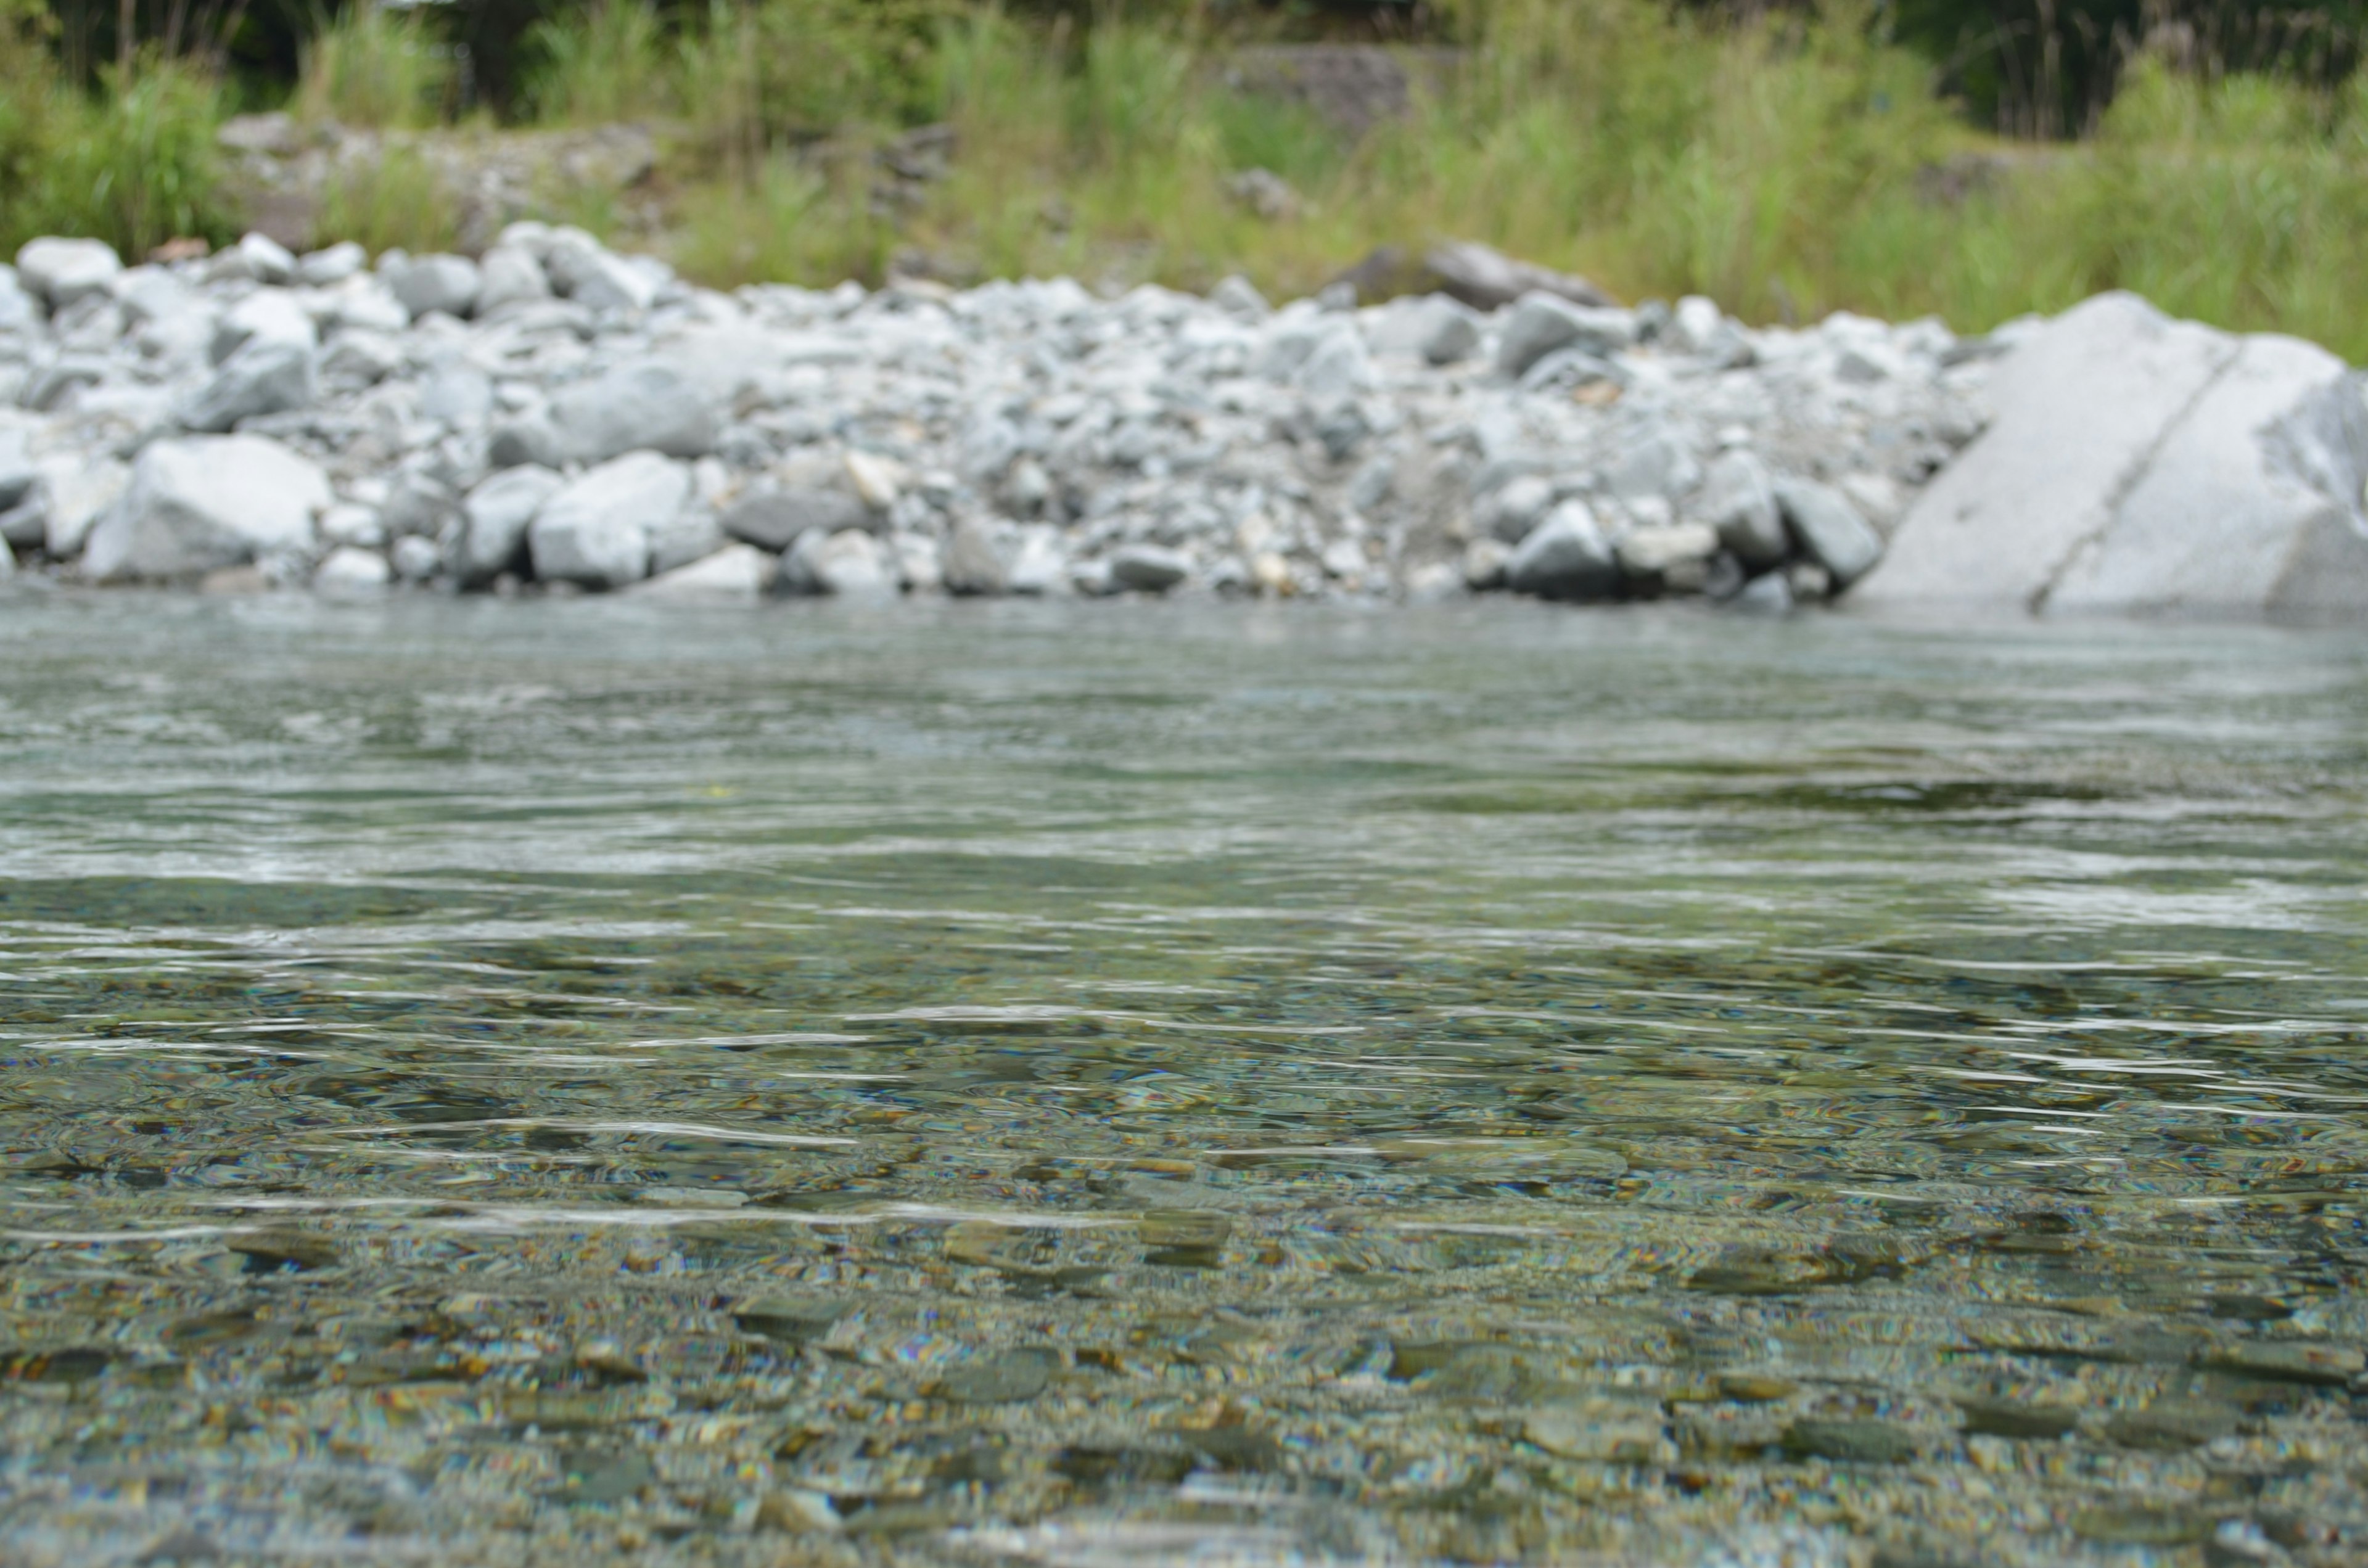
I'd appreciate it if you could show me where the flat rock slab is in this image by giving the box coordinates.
[1859,290,2368,619]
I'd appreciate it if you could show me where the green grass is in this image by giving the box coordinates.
[9,0,2368,361]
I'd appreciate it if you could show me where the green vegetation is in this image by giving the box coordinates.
[8,0,2368,356]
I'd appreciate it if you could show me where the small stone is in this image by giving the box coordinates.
[1954,1397,2080,1439]
[178,337,314,432]
[387,253,482,321]
[1696,449,1788,567]
[2105,1398,2240,1451]
[1110,544,1191,593]
[2071,1503,2212,1547]
[297,241,366,287]
[781,528,894,598]
[630,542,771,602]
[1779,1418,1920,1464]
[475,245,550,314]
[459,465,564,585]
[932,1347,1054,1404]
[1525,1399,1675,1464]
[314,546,390,596]
[731,1296,848,1345]
[1496,291,1637,379]
[2200,1341,2364,1385]
[1774,477,1883,588]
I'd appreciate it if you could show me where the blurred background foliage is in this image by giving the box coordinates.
[6,0,2368,351]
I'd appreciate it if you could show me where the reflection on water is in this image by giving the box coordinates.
[1,595,2364,1566]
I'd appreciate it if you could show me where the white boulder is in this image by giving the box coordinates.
[549,361,718,464]
[460,464,564,585]
[781,527,894,597]
[630,541,772,602]
[83,436,329,581]
[387,253,483,321]
[527,450,688,588]
[314,546,391,595]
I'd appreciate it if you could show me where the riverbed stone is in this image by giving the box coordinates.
[83,435,329,581]
[388,253,482,321]
[1505,500,1618,599]
[1696,450,1788,567]
[549,361,717,464]
[781,527,894,597]
[1110,543,1191,593]
[942,518,1008,595]
[15,237,120,309]
[178,338,315,433]
[1774,477,1883,588]
[314,546,391,595]
[527,450,689,589]
[1497,292,1637,379]
[631,540,772,601]
[459,464,564,585]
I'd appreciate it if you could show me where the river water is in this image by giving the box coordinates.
[1,595,2364,1567]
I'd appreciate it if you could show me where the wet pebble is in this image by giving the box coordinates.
[932,1346,1054,1404]
[1780,1417,1922,1464]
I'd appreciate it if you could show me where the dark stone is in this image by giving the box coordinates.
[1781,1418,1920,1464]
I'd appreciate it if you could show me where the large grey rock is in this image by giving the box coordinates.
[1496,292,1637,380]
[720,469,870,551]
[297,241,366,287]
[459,464,564,585]
[549,362,717,464]
[649,505,726,576]
[487,414,572,471]
[942,517,1008,595]
[83,435,329,581]
[1696,450,1787,566]
[388,253,482,321]
[1774,478,1883,588]
[780,527,894,597]
[320,330,403,389]
[1505,500,1618,600]
[15,237,121,309]
[527,450,687,588]
[1857,293,2238,614]
[2045,335,2368,618]
[178,337,314,432]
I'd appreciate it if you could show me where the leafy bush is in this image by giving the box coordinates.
[295,2,454,128]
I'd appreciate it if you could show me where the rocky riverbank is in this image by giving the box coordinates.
[0,228,2361,615]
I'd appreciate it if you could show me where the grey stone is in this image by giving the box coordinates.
[1424,240,1611,311]
[942,518,1008,595]
[630,541,771,602]
[0,266,37,331]
[1728,571,1793,614]
[487,415,572,471]
[1110,543,1191,593]
[649,505,726,575]
[1781,1419,1920,1464]
[475,245,551,315]
[297,241,367,287]
[546,233,658,314]
[1478,474,1556,544]
[2103,1399,2239,1451]
[460,465,564,585]
[380,472,457,539]
[313,546,390,594]
[319,503,384,548]
[1606,425,1702,503]
[528,451,689,588]
[83,435,329,581]
[388,253,482,321]
[1616,521,1719,579]
[781,527,894,597]
[1696,450,1787,566]
[1496,291,1638,380]
[549,361,717,464]
[933,1348,1053,1405]
[178,338,314,432]
[39,455,128,557]
[720,482,869,551]
[320,330,403,389]
[1504,500,1617,600]
[230,231,297,286]
[391,534,443,581]
[1207,275,1270,323]
[15,237,121,309]
[1774,478,1883,588]
[211,289,316,364]
[421,364,493,429]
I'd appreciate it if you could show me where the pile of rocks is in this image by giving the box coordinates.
[0,226,1999,606]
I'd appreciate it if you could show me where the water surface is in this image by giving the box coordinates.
[2,596,2365,1567]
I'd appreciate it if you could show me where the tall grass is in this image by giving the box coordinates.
[294,2,454,128]
[0,1,229,257]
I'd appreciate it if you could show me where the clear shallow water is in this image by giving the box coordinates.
[1,594,2365,1567]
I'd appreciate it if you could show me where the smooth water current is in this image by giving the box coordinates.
[2,596,2365,1567]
